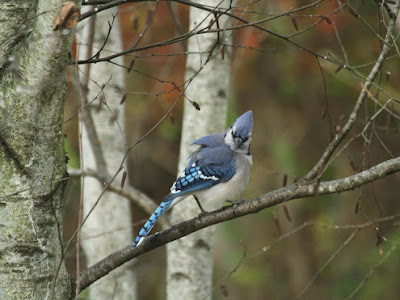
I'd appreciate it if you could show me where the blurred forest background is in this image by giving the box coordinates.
[64,0,400,299]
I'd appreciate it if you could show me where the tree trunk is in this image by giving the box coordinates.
[77,7,137,300]
[166,1,232,299]
[0,0,75,299]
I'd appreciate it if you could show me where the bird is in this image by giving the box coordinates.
[132,110,253,247]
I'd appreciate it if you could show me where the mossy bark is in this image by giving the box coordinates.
[0,1,75,299]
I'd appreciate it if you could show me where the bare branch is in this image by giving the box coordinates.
[77,0,342,67]
[295,229,359,299]
[345,242,399,299]
[302,1,400,182]
[68,168,169,229]
[77,156,400,292]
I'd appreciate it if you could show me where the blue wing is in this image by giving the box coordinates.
[172,144,236,196]
[132,142,236,247]
[190,133,224,148]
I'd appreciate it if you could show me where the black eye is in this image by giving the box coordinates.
[231,131,235,137]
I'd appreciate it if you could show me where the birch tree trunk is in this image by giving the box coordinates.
[167,2,233,299]
[77,7,137,300]
[0,0,75,298]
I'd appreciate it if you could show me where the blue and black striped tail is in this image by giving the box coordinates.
[132,194,174,247]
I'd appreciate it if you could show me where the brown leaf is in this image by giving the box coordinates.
[191,101,201,111]
[273,212,281,236]
[53,2,80,30]
[354,200,359,214]
[219,284,228,297]
[324,17,332,25]
[132,15,139,31]
[282,204,292,222]
[386,71,391,81]
[127,58,135,73]
[169,114,175,125]
[348,7,359,18]
[376,228,384,246]
[291,16,298,31]
[207,18,214,30]
[120,94,127,105]
[282,174,288,187]
[335,65,343,73]
[121,171,127,188]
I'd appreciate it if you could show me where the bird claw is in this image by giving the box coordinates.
[198,210,207,218]
[226,199,245,206]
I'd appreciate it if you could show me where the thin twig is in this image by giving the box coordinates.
[294,229,359,299]
[302,1,400,182]
[68,168,169,229]
[345,242,400,300]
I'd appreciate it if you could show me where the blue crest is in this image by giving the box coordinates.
[232,110,253,140]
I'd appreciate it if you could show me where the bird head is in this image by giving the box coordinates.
[224,111,253,154]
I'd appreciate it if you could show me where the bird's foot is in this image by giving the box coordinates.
[194,195,208,216]
[226,199,245,206]
[198,210,207,219]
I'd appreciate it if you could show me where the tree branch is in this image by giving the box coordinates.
[302,0,400,182]
[77,0,341,67]
[68,168,169,229]
[77,156,400,293]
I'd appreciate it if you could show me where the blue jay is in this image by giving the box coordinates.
[133,110,253,247]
